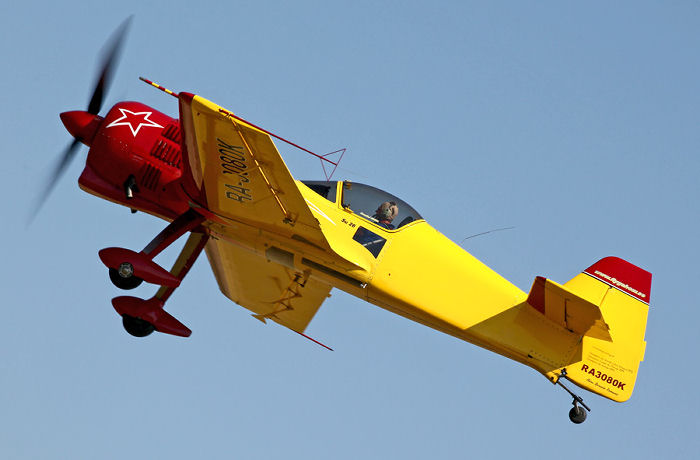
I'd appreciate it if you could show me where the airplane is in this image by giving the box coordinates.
[43,18,651,424]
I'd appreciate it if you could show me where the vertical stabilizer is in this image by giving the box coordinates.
[557,257,651,402]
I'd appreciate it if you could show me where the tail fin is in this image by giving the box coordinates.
[527,257,651,402]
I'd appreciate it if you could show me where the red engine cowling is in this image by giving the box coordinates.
[77,101,190,219]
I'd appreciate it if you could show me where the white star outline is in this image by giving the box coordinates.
[106,108,164,137]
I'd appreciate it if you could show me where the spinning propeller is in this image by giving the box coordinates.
[29,16,132,223]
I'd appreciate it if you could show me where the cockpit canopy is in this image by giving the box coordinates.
[302,180,423,230]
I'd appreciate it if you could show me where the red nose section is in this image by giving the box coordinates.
[60,111,103,145]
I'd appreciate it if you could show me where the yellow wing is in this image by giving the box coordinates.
[178,93,330,249]
[205,238,332,334]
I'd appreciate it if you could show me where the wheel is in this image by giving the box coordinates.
[569,405,587,424]
[122,315,155,337]
[109,267,143,290]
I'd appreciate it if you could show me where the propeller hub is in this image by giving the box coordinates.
[60,111,103,146]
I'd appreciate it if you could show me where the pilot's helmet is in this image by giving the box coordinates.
[376,201,399,222]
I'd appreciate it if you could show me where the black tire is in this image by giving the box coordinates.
[122,315,155,337]
[109,267,143,290]
[569,406,587,424]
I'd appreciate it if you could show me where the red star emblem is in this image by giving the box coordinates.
[106,108,164,136]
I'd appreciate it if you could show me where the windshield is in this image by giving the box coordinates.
[341,181,422,230]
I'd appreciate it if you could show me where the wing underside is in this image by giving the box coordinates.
[205,238,332,334]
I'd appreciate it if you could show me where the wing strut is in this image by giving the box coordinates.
[293,330,334,351]
[217,108,345,181]
[227,116,292,222]
[140,76,347,180]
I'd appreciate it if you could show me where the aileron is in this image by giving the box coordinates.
[205,238,332,334]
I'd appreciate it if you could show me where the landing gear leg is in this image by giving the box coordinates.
[556,369,591,424]
[100,209,206,289]
[98,209,209,338]
[113,232,209,338]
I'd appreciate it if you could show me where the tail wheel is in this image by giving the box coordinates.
[109,265,143,290]
[122,315,155,337]
[569,405,587,424]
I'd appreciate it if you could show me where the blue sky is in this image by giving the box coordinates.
[2,1,698,458]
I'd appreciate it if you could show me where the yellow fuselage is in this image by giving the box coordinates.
[204,180,574,382]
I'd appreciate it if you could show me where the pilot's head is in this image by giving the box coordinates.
[376,201,399,222]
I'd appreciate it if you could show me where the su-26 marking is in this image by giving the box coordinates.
[581,364,626,390]
[48,18,653,426]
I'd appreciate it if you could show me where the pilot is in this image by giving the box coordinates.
[373,201,399,229]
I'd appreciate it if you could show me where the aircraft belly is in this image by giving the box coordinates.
[365,290,580,376]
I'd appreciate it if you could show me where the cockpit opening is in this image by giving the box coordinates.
[301,180,423,230]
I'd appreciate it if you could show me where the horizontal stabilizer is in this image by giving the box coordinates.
[527,276,612,341]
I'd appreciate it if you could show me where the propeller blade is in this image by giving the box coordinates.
[28,138,82,225]
[31,16,133,226]
[87,15,133,114]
